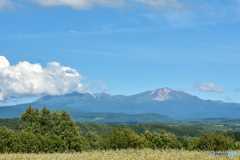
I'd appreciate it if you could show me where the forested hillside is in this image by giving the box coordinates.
[0,118,25,132]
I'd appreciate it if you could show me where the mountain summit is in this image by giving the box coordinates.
[150,88,179,101]
[131,87,197,101]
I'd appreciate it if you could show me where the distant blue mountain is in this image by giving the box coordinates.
[33,87,240,119]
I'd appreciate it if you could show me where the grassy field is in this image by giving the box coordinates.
[1,149,240,160]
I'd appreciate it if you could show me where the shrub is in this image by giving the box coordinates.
[13,130,43,153]
[68,133,91,152]
[41,134,64,153]
[0,127,15,153]
[101,127,147,150]
[86,131,103,150]
[177,136,188,148]
[144,129,183,149]
[188,132,235,151]
[0,127,43,153]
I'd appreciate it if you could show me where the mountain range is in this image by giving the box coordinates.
[35,87,240,119]
[1,87,240,121]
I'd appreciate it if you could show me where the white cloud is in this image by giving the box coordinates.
[0,0,15,11]
[29,0,125,9]
[133,0,184,9]
[193,82,225,93]
[183,82,225,93]
[0,56,91,101]
[0,56,10,69]
[96,80,110,91]
[29,0,184,10]
[99,84,110,91]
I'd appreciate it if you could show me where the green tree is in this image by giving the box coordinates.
[21,105,39,133]
[188,132,235,151]
[144,129,183,149]
[12,130,43,153]
[0,126,15,153]
[86,131,103,150]
[101,127,147,150]
[20,106,90,152]
[37,106,52,135]
[41,133,64,153]
[177,136,188,148]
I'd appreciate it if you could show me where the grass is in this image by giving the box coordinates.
[1,149,240,160]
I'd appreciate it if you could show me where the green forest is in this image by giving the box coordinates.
[1,105,240,153]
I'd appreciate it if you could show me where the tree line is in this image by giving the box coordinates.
[0,105,239,153]
[0,117,205,137]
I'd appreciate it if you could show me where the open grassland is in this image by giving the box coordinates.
[1,149,240,160]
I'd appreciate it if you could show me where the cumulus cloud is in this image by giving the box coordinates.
[183,82,225,93]
[0,0,15,11]
[194,82,225,93]
[29,0,184,10]
[0,56,91,101]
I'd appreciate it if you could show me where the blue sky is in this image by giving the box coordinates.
[0,0,240,106]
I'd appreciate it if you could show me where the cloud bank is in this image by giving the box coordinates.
[184,82,225,93]
[0,56,93,101]
[29,0,184,10]
[0,0,15,11]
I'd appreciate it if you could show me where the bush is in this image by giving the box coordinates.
[0,127,15,153]
[188,132,235,151]
[86,131,103,150]
[13,130,43,153]
[101,127,147,150]
[0,127,43,153]
[144,129,183,149]
[41,134,64,153]
[177,136,188,148]
[68,133,91,152]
